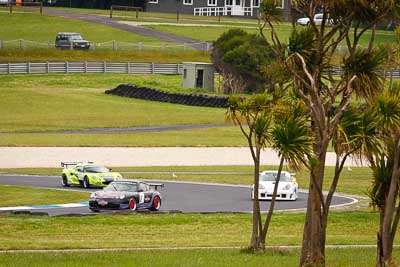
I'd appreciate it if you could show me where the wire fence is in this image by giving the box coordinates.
[0,61,183,75]
[0,39,211,52]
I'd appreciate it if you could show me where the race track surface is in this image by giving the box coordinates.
[0,174,355,216]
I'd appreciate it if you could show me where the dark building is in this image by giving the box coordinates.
[145,0,294,21]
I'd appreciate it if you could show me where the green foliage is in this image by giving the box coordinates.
[212,29,274,93]
[343,48,386,98]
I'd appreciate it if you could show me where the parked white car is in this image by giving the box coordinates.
[252,171,298,201]
[297,13,330,26]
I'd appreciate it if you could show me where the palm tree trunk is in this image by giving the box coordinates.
[250,145,262,249]
[300,150,327,267]
[260,157,285,245]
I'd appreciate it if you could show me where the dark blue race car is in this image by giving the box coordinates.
[89,180,163,212]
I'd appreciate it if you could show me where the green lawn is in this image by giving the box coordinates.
[0,13,161,44]
[0,185,88,207]
[145,24,396,46]
[0,211,393,250]
[0,74,226,133]
[47,6,260,25]
[0,165,373,196]
[0,248,398,267]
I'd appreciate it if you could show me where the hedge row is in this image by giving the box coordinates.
[105,84,228,108]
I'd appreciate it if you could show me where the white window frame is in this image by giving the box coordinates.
[276,0,284,9]
[183,0,193,5]
[148,0,158,3]
[208,0,217,6]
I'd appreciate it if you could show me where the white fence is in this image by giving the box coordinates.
[0,62,183,75]
[0,39,212,52]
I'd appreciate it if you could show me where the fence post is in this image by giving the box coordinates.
[138,42,143,51]
[47,41,51,49]
[183,43,186,52]
[176,63,180,74]
[104,61,107,73]
[28,62,31,74]
[136,9,139,19]
[176,10,179,22]
[9,4,12,14]
[8,62,10,75]
[0,40,2,50]
[110,5,113,19]
[40,2,42,14]
[66,61,69,74]
[84,61,87,74]
[46,61,49,74]
[151,62,154,74]
[127,62,130,74]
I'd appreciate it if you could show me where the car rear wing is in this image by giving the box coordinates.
[61,161,94,168]
[148,183,164,190]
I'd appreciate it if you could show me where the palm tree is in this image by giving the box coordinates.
[226,94,272,250]
[346,87,400,266]
[259,98,312,245]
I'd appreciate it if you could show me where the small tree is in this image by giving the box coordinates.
[227,95,312,249]
[212,29,276,94]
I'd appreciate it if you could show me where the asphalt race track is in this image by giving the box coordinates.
[0,174,356,216]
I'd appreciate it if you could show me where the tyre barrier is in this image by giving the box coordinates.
[105,84,228,108]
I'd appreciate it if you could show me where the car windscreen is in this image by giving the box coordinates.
[105,182,137,192]
[85,166,109,173]
[260,173,291,182]
[70,34,83,40]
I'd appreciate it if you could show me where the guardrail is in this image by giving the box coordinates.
[0,39,211,52]
[0,62,183,75]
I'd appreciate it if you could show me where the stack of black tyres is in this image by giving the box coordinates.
[105,84,228,108]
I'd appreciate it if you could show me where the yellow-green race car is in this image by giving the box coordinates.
[61,162,122,188]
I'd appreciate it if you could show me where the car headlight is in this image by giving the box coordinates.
[283,184,291,190]
[90,193,96,198]
[118,195,125,200]
[259,184,265,190]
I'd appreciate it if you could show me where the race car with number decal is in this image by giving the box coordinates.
[61,162,122,188]
[88,180,163,212]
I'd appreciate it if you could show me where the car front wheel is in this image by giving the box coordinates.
[151,196,161,211]
[61,174,69,187]
[129,198,137,211]
[83,176,90,188]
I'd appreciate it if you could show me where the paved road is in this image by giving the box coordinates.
[0,174,355,216]
[43,9,210,51]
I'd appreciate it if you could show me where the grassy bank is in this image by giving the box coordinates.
[0,211,392,250]
[0,74,225,133]
[0,185,88,207]
[0,248,398,267]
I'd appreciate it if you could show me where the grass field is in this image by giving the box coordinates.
[146,24,397,46]
[0,13,161,44]
[0,73,249,146]
[0,12,212,62]
[0,74,225,133]
[0,165,373,196]
[1,248,398,267]
[0,211,393,250]
[0,185,88,207]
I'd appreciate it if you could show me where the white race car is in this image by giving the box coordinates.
[297,13,331,26]
[252,171,298,201]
